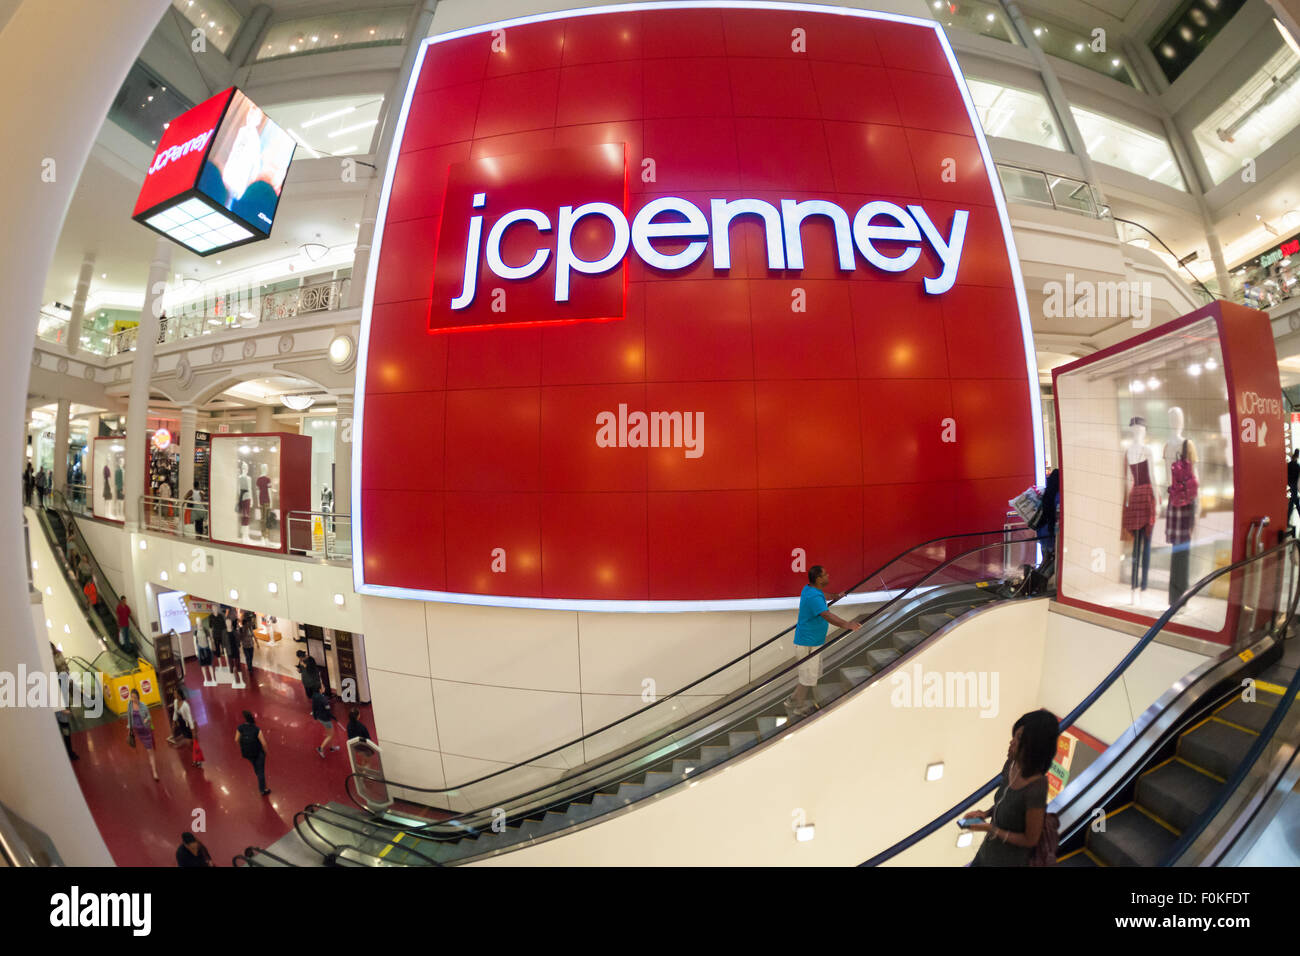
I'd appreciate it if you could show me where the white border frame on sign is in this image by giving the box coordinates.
[351,0,1046,612]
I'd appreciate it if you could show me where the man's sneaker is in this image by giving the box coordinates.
[329,745,340,751]
[316,746,325,758]
[782,696,800,714]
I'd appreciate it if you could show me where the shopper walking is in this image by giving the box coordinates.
[22,462,33,506]
[962,709,1058,866]
[346,707,371,743]
[298,653,322,707]
[175,832,214,867]
[312,689,339,757]
[125,688,159,781]
[56,708,78,760]
[235,710,270,796]
[82,577,99,614]
[784,565,861,717]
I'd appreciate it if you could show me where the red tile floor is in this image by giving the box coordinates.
[69,659,375,867]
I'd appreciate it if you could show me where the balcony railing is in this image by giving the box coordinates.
[100,277,352,356]
[995,162,1111,220]
[139,494,211,541]
[286,510,351,562]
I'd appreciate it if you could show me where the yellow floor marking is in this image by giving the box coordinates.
[1139,755,1176,779]
[378,830,404,859]
[1255,681,1287,697]
[1174,756,1226,784]
[1209,715,1259,737]
[1134,802,1182,836]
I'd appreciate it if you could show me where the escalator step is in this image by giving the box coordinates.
[1087,806,1178,867]
[840,665,873,686]
[1136,759,1223,833]
[891,629,926,652]
[1056,847,1099,867]
[1214,692,1284,734]
[641,771,675,793]
[1177,719,1256,780]
[916,613,954,635]
[866,647,900,671]
[813,681,847,705]
[756,715,788,737]
[699,745,729,764]
[728,730,759,751]
[671,759,698,776]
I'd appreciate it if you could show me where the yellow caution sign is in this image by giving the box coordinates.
[312,514,325,551]
[100,659,161,714]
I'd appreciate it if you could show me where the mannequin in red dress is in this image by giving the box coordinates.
[1122,416,1159,600]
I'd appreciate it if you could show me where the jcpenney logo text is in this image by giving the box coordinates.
[147,129,213,176]
[451,195,969,309]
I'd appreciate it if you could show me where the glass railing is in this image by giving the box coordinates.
[861,536,1299,866]
[286,510,351,561]
[338,530,1045,854]
[995,163,1110,219]
[138,495,210,541]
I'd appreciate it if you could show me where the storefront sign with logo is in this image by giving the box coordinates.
[355,3,1042,608]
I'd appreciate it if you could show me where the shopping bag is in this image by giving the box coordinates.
[1009,486,1044,528]
[192,740,205,766]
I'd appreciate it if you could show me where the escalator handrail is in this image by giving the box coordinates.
[346,531,1040,831]
[859,537,1300,866]
[294,804,444,867]
[1161,580,1300,863]
[46,490,154,652]
[234,845,298,868]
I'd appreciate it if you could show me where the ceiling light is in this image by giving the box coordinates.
[1111,58,1120,67]
[1146,377,1160,390]
[300,242,328,262]
[1188,363,1202,376]
[268,582,278,594]
[178,562,187,573]
[1131,380,1145,393]
[139,540,147,550]
[1205,357,1218,370]
[160,571,168,582]
[45,586,52,596]
[282,394,316,411]
[956,831,973,849]
[986,13,995,22]
[230,589,239,600]
[45,619,52,628]
[326,119,378,138]
[292,570,303,583]
[301,106,356,129]
[64,625,71,634]
[795,824,815,843]
[329,335,354,366]
[1074,42,1084,52]
[333,593,345,606]
[1033,27,1041,36]
[925,762,944,781]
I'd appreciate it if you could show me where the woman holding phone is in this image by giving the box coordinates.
[962,709,1057,866]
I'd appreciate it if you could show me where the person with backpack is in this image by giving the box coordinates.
[963,709,1058,866]
[312,689,339,757]
[298,653,322,707]
[235,710,270,796]
[346,707,371,743]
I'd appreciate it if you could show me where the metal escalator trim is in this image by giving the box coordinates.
[341,529,1038,826]
[1139,755,1177,779]
[362,577,1009,842]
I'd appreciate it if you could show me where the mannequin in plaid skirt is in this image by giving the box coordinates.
[1164,407,1198,604]
[1122,416,1158,597]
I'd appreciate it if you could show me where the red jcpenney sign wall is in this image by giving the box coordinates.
[356,3,1042,607]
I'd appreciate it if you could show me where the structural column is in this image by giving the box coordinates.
[255,403,274,433]
[52,398,70,494]
[66,254,94,355]
[178,405,197,497]
[123,236,171,531]
[333,394,353,519]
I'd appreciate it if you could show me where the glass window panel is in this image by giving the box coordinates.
[996,164,1053,206]
[967,78,1064,150]
[255,7,409,62]
[1149,0,1250,85]
[1022,15,1142,90]
[263,95,385,159]
[107,59,194,149]
[1071,106,1187,190]
[169,0,241,55]
[927,0,1020,45]
[1193,45,1300,185]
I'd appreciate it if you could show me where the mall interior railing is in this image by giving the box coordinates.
[327,530,1046,854]
[995,162,1111,220]
[286,509,352,561]
[106,277,350,356]
[0,800,61,867]
[860,537,1299,867]
[138,494,210,541]
[41,489,156,666]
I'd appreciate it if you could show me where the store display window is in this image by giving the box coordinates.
[91,436,127,523]
[1053,302,1285,642]
[208,432,309,552]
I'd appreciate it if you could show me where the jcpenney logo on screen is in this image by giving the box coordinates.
[146,128,213,176]
[450,193,969,308]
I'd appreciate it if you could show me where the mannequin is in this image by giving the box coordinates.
[1122,416,1158,600]
[256,462,276,545]
[1164,407,1199,604]
[101,460,111,516]
[237,459,253,542]
[113,454,125,519]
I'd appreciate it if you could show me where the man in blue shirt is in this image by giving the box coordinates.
[786,565,861,717]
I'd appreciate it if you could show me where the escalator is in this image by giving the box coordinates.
[863,537,1300,868]
[32,490,154,663]
[250,528,1049,866]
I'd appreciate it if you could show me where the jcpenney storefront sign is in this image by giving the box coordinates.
[451,194,970,308]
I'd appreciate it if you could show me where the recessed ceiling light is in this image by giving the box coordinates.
[925,762,944,781]
[333,593,345,606]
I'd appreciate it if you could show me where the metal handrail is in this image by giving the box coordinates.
[138,494,210,541]
[859,537,1300,866]
[0,802,41,867]
[343,530,1039,833]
